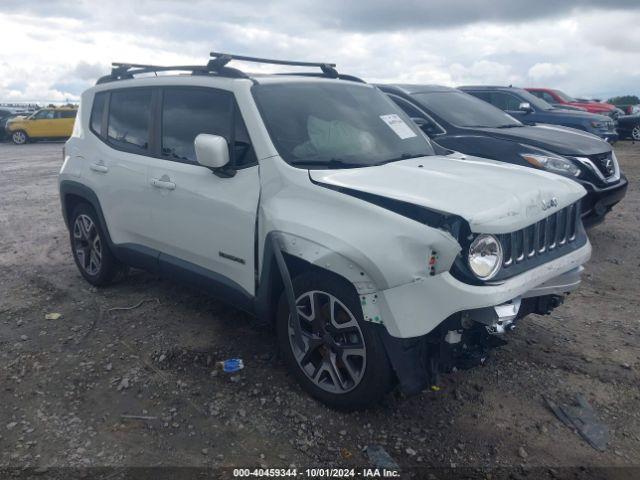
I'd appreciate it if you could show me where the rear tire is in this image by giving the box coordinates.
[276,270,394,410]
[69,203,124,286]
[12,130,28,145]
[632,125,640,141]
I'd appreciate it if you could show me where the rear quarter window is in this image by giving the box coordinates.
[90,92,107,137]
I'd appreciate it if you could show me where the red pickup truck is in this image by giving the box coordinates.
[526,88,617,117]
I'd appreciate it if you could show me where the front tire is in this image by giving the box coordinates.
[276,270,394,410]
[69,203,123,286]
[632,125,640,141]
[12,130,28,145]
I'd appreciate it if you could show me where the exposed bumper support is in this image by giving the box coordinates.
[468,298,522,335]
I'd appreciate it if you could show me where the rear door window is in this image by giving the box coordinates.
[108,89,152,152]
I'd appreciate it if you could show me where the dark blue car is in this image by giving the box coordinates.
[378,84,627,227]
[459,86,618,143]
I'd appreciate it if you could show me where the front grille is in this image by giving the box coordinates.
[498,202,581,274]
[588,151,616,178]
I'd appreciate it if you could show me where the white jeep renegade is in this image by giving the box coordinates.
[59,53,591,409]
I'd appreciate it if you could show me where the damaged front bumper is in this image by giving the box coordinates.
[373,245,590,396]
[369,240,591,338]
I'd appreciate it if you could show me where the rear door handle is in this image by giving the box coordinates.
[90,163,108,173]
[150,178,176,190]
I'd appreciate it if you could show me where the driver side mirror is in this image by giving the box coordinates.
[518,102,533,113]
[194,134,235,177]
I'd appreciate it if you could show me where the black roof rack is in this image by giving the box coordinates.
[208,51,341,78]
[96,52,364,85]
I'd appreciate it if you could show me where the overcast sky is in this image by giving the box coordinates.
[1,0,639,103]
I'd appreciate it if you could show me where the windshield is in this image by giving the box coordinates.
[412,91,521,128]
[253,82,434,168]
[553,89,576,103]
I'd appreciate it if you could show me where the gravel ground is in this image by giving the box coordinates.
[0,140,639,478]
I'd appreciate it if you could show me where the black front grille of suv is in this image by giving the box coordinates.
[493,201,583,281]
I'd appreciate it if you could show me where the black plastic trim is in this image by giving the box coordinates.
[59,180,112,242]
[158,251,255,314]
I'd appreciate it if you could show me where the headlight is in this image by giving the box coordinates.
[468,234,502,280]
[521,153,581,177]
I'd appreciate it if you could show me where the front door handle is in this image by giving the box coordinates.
[150,178,176,190]
[90,163,108,173]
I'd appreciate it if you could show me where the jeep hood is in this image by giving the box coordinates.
[310,155,586,234]
[472,124,611,156]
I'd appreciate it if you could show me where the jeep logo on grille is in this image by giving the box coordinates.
[541,197,558,211]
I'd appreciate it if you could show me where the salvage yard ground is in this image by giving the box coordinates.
[0,141,639,476]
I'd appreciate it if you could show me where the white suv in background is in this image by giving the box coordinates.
[59,53,591,409]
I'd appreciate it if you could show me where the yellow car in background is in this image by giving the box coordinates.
[5,107,77,144]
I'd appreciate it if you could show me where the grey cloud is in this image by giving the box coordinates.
[72,61,108,80]
[50,79,91,96]
[312,0,640,31]
[3,0,640,34]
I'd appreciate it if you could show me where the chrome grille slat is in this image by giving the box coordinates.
[538,219,547,253]
[545,214,553,250]
[515,230,524,262]
[556,208,566,246]
[503,233,513,267]
[569,202,579,240]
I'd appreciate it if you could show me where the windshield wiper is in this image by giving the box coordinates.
[496,124,523,128]
[289,158,366,169]
[374,153,426,165]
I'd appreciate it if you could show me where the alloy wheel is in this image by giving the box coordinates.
[12,131,26,145]
[632,126,640,141]
[73,214,102,276]
[288,290,366,394]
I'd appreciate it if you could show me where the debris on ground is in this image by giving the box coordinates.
[544,394,609,451]
[107,298,160,314]
[120,415,158,421]
[44,312,61,320]
[215,358,244,373]
[340,448,352,459]
[365,445,400,470]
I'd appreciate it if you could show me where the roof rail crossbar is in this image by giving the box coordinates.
[209,51,340,78]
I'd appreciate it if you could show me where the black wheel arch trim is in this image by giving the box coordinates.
[60,180,114,246]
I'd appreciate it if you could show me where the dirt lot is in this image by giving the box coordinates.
[1,140,639,478]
